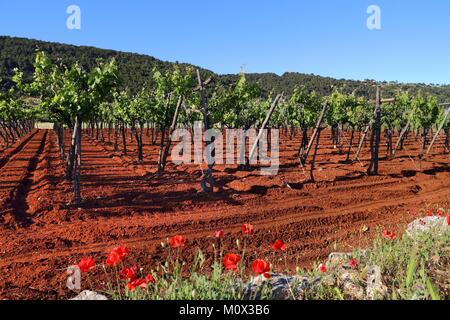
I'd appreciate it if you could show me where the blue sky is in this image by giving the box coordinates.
[1,0,449,84]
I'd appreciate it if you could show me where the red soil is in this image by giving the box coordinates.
[0,128,449,300]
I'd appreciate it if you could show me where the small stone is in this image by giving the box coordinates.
[282,181,292,189]
[361,225,369,233]
[339,271,359,283]
[243,273,309,300]
[321,275,336,287]
[327,252,351,266]
[70,290,108,300]
[366,266,388,300]
[406,217,448,240]
[334,269,365,300]
[343,281,365,300]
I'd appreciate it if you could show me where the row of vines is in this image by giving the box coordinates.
[1,52,449,204]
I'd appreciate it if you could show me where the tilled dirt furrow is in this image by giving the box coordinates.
[1,129,449,300]
[0,130,48,227]
[1,179,448,267]
[0,130,39,171]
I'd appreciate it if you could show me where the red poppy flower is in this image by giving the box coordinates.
[113,246,129,259]
[214,230,224,239]
[119,266,137,281]
[270,240,286,251]
[447,216,450,226]
[169,235,185,248]
[145,274,155,284]
[319,263,327,273]
[106,250,122,267]
[126,278,147,291]
[425,209,434,217]
[382,230,397,240]
[106,246,129,267]
[349,258,358,269]
[78,257,95,273]
[251,259,271,279]
[437,210,445,217]
[223,253,241,271]
[242,224,253,236]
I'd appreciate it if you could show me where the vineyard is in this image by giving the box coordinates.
[0,53,449,300]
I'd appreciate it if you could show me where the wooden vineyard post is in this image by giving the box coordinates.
[56,124,65,161]
[121,122,127,155]
[196,70,215,193]
[135,122,144,162]
[297,126,309,158]
[310,127,323,183]
[159,96,183,173]
[392,120,411,159]
[367,86,382,176]
[427,106,450,155]
[72,116,82,205]
[346,127,356,162]
[373,87,382,175]
[300,102,329,165]
[66,119,77,180]
[114,122,119,151]
[247,94,283,166]
[157,94,172,171]
[100,122,104,142]
[354,122,373,161]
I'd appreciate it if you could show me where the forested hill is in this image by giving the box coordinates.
[0,36,208,94]
[1,35,450,101]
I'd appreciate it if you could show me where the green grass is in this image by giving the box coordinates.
[86,216,449,301]
[297,228,449,300]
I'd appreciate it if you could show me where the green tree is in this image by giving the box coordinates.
[382,92,411,158]
[152,66,196,173]
[30,51,120,204]
[410,94,440,158]
[0,69,35,147]
[211,71,261,129]
[285,86,321,157]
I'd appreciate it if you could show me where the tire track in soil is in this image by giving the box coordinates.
[0,130,48,227]
[10,131,48,226]
[1,179,448,266]
[31,130,70,220]
[2,132,448,251]
[1,168,436,249]
[0,130,39,170]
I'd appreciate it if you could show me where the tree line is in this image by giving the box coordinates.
[2,36,450,100]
